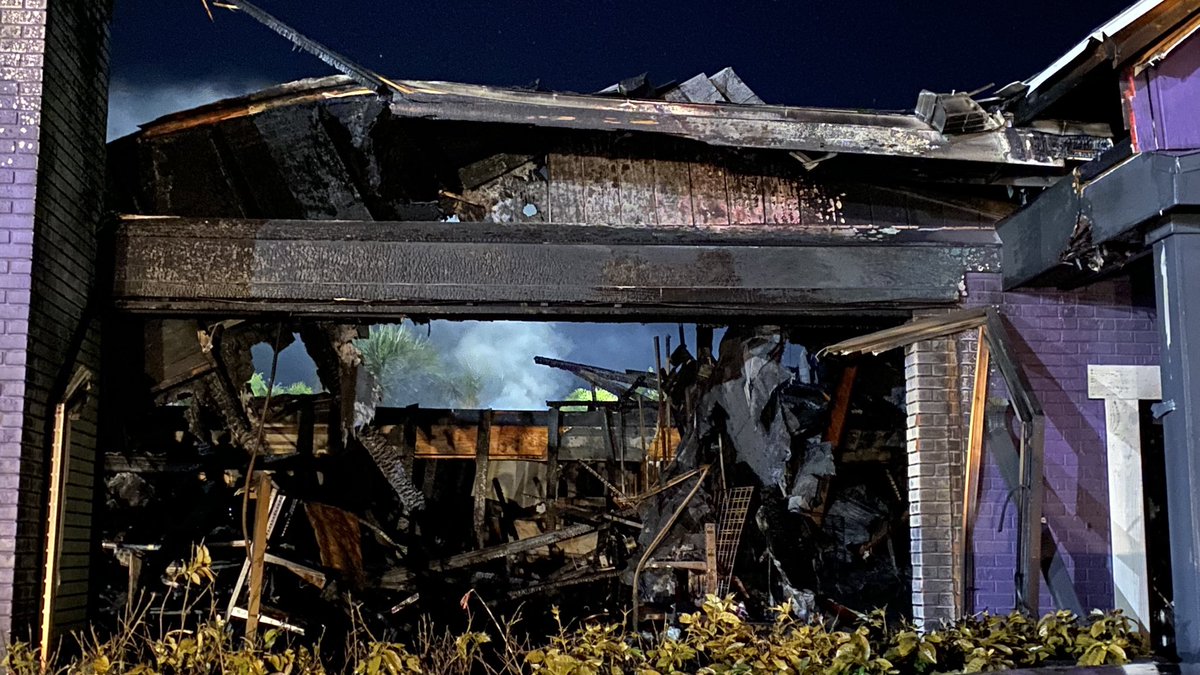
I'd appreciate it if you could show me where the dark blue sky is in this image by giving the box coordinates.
[109,0,1132,138]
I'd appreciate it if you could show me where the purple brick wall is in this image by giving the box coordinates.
[0,0,46,643]
[0,0,109,642]
[963,272,1159,614]
[16,0,109,637]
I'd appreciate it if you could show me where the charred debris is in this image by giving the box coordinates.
[94,0,1056,645]
[101,319,910,641]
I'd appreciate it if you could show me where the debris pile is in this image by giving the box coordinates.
[100,319,910,644]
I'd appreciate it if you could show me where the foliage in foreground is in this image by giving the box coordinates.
[6,595,1146,675]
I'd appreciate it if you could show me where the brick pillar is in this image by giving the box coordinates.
[906,327,965,628]
[0,0,47,642]
[0,0,109,642]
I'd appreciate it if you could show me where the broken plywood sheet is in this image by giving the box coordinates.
[305,502,365,585]
[144,319,211,393]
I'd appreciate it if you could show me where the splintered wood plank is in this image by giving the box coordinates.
[704,523,719,593]
[762,174,801,224]
[39,398,70,665]
[726,170,764,225]
[580,149,620,225]
[305,502,364,584]
[618,156,657,226]
[961,326,990,613]
[547,153,586,223]
[245,473,273,642]
[653,159,694,226]
[689,158,730,226]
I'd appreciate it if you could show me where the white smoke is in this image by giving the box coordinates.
[107,78,270,141]
[444,321,576,410]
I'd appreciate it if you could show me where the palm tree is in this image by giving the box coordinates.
[354,324,488,408]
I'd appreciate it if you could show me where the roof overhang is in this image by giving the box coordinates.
[997,150,1200,288]
[148,0,1111,169]
[1013,0,1200,123]
[133,72,1110,169]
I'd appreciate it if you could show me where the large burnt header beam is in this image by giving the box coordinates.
[112,217,998,319]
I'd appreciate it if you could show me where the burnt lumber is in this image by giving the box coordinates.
[473,411,494,549]
[245,473,273,641]
[113,217,998,318]
[359,429,425,513]
[378,523,597,589]
[961,326,990,612]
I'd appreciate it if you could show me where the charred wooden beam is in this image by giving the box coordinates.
[193,0,1107,166]
[245,473,273,641]
[297,322,362,448]
[386,81,1105,166]
[508,569,620,599]
[359,429,425,513]
[264,553,327,589]
[113,217,997,317]
[378,523,596,589]
[472,411,493,549]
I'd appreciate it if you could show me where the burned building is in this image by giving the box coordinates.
[5,0,1200,664]
[92,3,1092,640]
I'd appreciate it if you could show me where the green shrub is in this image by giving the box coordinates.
[9,583,1147,675]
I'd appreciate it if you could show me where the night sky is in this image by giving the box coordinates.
[109,0,1132,138]
[110,0,1136,407]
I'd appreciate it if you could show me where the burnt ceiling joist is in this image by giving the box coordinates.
[112,217,998,318]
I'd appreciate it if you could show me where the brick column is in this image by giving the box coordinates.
[906,326,965,628]
[0,0,46,641]
[0,0,110,642]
